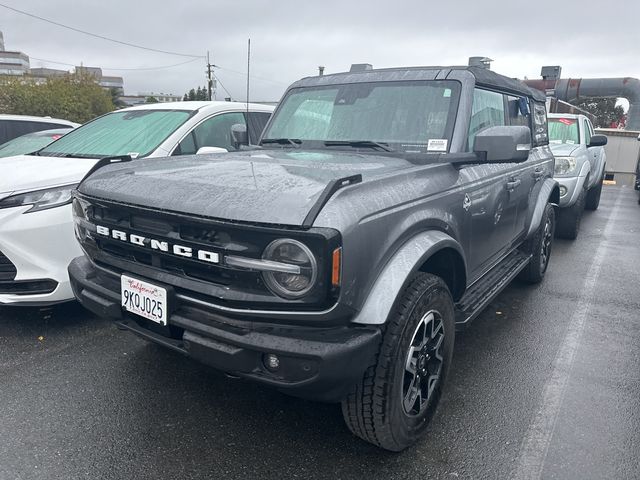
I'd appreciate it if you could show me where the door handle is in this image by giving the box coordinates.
[532,167,545,180]
[506,178,522,191]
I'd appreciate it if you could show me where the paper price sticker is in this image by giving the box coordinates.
[427,139,448,152]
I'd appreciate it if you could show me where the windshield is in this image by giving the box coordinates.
[548,118,580,145]
[263,80,460,154]
[0,130,71,158]
[40,109,192,158]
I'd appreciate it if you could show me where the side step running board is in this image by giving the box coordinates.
[455,250,531,328]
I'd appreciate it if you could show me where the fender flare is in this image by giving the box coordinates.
[525,178,560,239]
[351,231,466,326]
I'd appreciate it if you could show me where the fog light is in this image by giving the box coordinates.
[264,353,280,371]
[559,185,568,197]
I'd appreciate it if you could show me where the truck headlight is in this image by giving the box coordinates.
[262,239,318,298]
[554,157,577,175]
[0,184,78,213]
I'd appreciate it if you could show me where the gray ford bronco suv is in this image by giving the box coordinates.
[69,64,559,451]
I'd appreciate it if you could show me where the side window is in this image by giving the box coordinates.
[583,120,592,145]
[532,102,548,146]
[246,112,272,144]
[174,112,246,155]
[506,96,531,127]
[468,89,506,150]
[173,132,197,156]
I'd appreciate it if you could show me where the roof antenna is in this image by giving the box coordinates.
[246,38,251,117]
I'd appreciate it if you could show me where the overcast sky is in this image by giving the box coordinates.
[2,0,639,105]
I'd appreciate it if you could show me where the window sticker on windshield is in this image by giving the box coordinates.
[558,118,575,126]
[443,89,452,98]
[127,152,140,158]
[566,140,575,144]
[427,139,448,152]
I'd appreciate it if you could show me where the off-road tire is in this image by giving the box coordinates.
[518,203,555,284]
[555,188,586,240]
[585,177,603,211]
[341,273,455,452]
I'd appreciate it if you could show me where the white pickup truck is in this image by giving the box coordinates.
[548,113,607,239]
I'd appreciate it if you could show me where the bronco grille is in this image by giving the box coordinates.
[0,250,17,281]
[75,196,338,310]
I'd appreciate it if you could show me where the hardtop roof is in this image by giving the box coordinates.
[290,65,547,102]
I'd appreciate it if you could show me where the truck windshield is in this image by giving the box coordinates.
[262,80,460,154]
[548,118,580,145]
[39,109,191,158]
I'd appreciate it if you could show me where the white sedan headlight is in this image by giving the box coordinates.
[0,184,78,213]
[554,157,578,175]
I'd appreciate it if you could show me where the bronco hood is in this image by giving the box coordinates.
[78,150,416,226]
[0,154,98,199]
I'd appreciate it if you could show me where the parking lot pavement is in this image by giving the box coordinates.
[1,185,639,480]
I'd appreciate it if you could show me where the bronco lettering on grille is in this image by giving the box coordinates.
[95,225,220,264]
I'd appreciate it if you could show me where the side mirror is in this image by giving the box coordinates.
[588,134,607,147]
[473,126,532,163]
[196,146,228,155]
[231,123,248,149]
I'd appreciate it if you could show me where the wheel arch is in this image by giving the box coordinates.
[525,178,560,239]
[351,231,467,326]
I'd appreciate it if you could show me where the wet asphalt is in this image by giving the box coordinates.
[0,186,639,480]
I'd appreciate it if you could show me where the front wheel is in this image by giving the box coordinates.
[585,177,603,211]
[341,273,455,451]
[555,188,586,240]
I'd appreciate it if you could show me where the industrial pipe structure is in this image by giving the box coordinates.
[524,77,640,130]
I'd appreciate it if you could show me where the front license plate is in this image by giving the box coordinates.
[121,275,167,325]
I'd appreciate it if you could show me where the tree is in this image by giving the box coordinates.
[110,87,127,109]
[183,85,209,101]
[576,98,626,128]
[0,72,114,123]
[145,96,159,103]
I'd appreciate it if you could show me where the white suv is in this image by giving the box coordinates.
[0,101,274,306]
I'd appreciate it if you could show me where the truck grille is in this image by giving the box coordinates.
[82,200,280,291]
[0,250,17,281]
[75,195,336,310]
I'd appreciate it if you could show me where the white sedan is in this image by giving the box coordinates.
[0,101,274,306]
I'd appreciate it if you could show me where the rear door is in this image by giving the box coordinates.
[465,88,523,276]
[505,95,541,239]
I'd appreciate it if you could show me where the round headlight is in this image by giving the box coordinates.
[262,239,317,298]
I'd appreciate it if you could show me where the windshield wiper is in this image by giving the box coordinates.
[324,140,394,152]
[260,138,302,147]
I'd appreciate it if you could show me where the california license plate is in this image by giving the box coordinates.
[121,275,167,325]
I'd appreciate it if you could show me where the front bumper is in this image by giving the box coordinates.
[555,175,587,208]
[0,203,80,305]
[69,256,381,402]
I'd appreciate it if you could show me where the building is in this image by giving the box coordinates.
[0,32,30,76]
[120,92,182,106]
[75,66,124,93]
[0,31,124,92]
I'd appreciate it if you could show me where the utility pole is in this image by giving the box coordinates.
[206,51,213,101]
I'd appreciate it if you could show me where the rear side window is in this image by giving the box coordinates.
[506,95,531,127]
[0,120,69,144]
[532,103,549,146]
